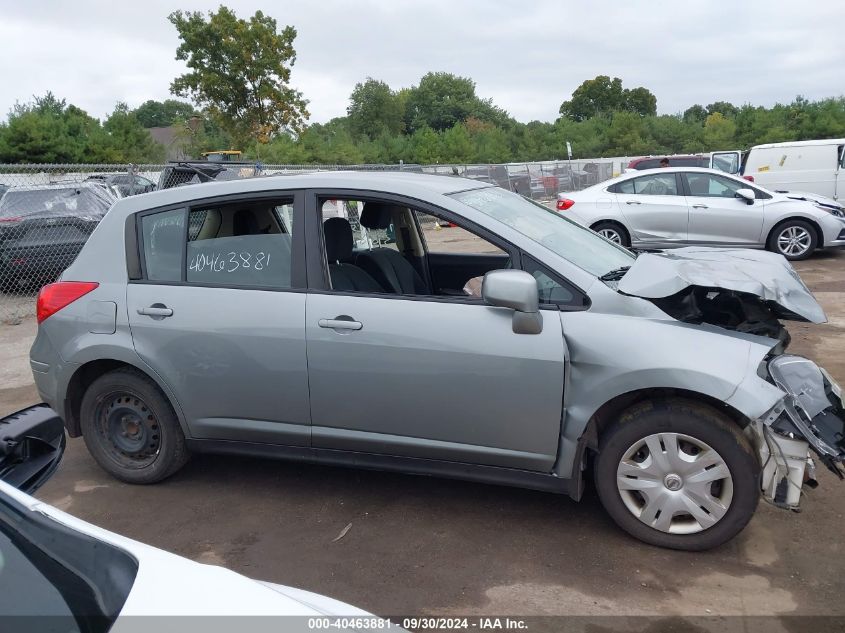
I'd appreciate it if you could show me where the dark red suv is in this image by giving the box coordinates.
[627,155,709,170]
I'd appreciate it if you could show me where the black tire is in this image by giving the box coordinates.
[80,367,189,484]
[594,399,759,551]
[766,219,818,261]
[592,221,630,247]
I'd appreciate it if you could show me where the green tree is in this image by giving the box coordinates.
[168,6,309,146]
[441,123,474,163]
[683,104,707,124]
[405,72,484,132]
[702,112,736,149]
[605,111,651,155]
[0,94,100,163]
[409,126,443,163]
[560,76,625,121]
[559,76,656,121]
[134,99,197,128]
[347,78,405,139]
[624,86,657,117]
[706,101,739,119]
[103,103,166,162]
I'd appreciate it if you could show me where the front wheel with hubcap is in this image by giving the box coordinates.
[80,368,189,484]
[594,399,759,550]
[767,220,817,260]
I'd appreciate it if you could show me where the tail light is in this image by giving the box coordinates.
[557,198,575,211]
[743,175,754,182]
[0,216,22,223]
[36,281,98,324]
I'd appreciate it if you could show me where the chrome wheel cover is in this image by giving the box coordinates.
[598,228,622,244]
[777,226,812,257]
[616,433,733,535]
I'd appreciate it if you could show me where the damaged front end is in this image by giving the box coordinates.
[614,247,844,509]
[616,248,826,351]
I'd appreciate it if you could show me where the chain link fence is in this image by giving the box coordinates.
[0,159,615,323]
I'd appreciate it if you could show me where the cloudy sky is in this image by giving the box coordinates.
[0,0,840,124]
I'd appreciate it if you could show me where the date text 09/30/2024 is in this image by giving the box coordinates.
[307,617,528,630]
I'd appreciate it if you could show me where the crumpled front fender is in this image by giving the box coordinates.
[557,311,784,481]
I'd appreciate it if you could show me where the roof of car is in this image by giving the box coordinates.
[629,154,706,163]
[110,171,490,218]
[621,166,733,176]
[2,181,111,193]
[751,138,845,150]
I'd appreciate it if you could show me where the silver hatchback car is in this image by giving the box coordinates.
[30,172,845,550]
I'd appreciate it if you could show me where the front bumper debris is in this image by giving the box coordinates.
[754,355,845,510]
[766,355,845,476]
[0,404,66,494]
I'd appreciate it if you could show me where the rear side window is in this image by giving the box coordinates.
[139,199,296,289]
[613,174,679,196]
[140,208,185,282]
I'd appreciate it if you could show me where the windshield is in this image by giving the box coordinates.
[450,187,635,277]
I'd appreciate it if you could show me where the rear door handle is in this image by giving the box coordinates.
[691,204,709,209]
[626,200,641,205]
[319,318,363,331]
[137,306,173,317]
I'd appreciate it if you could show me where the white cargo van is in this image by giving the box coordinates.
[742,139,845,200]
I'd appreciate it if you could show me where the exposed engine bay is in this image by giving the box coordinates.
[650,287,792,351]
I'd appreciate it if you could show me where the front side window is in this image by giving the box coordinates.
[522,255,582,308]
[139,199,296,288]
[415,211,505,256]
[684,173,746,198]
[450,187,634,278]
[616,174,679,196]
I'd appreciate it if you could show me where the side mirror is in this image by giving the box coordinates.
[482,270,543,334]
[736,188,755,204]
[0,405,66,494]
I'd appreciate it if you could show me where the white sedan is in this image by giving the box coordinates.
[557,167,845,260]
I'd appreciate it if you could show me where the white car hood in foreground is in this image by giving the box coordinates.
[617,247,827,323]
[1,481,370,620]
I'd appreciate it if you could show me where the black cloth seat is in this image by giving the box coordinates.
[323,217,384,292]
[356,202,430,295]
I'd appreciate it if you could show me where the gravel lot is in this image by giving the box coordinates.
[1,247,843,623]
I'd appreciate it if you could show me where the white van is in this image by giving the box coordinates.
[742,139,845,200]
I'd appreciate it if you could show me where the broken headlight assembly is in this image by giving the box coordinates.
[752,355,845,510]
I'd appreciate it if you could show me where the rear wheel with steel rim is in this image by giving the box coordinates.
[80,368,189,484]
[594,399,759,550]
[592,221,630,247]
[767,220,817,261]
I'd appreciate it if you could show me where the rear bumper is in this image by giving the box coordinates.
[30,327,76,433]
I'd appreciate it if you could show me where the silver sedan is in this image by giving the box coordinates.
[558,167,845,260]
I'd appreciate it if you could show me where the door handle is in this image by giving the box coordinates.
[137,306,173,317]
[319,318,363,331]
[691,204,709,209]
[626,200,641,205]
